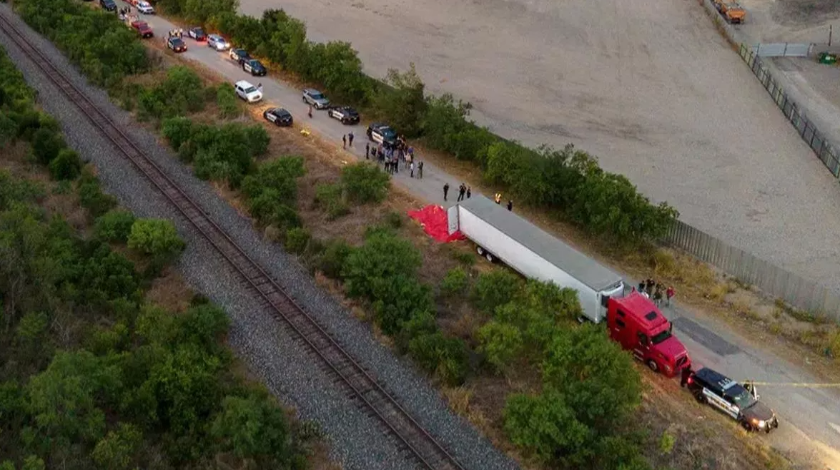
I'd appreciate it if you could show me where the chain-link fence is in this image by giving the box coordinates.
[663,220,840,322]
[739,44,840,177]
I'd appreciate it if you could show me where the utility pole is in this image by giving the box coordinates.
[830,24,833,47]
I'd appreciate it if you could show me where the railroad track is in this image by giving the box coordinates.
[0,13,465,470]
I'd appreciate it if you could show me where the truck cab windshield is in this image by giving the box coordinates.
[650,329,672,345]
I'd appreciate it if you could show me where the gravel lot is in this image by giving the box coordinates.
[0,6,518,470]
[237,0,840,287]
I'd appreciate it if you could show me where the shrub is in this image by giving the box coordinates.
[341,230,422,300]
[31,127,65,165]
[285,227,310,254]
[127,218,186,261]
[439,267,468,297]
[421,94,496,162]
[94,210,137,242]
[216,83,240,119]
[161,116,194,150]
[340,162,389,204]
[48,148,82,180]
[137,66,206,121]
[407,332,470,386]
[316,239,351,279]
[77,171,118,217]
[471,270,521,314]
[384,211,403,229]
[477,320,523,371]
[658,429,676,455]
[314,183,349,220]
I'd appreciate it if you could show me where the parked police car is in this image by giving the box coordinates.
[263,108,293,127]
[687,368,779,433]
[327,106,360,125]
[366,123,397,145]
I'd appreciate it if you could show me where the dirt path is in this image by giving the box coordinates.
[235,0,840,289]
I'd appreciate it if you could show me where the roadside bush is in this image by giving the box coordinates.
[137,66,206,121]
[340,162,390,204]
[342,230,422,300]
[477,321,523,372]
[77,171,118,217]
[48,148,82,180]
[407,332,470,386]
[127,218,186,261]
[421,94,497,162]
[439,267,468,297]
[216,83,240,119]
[470,270,522,314]
[316,238,352,279]
[94,210,136,243]
[162,119,271,187]
[284,227,310,254]
[314,183,349,220]
[31,127,66,165]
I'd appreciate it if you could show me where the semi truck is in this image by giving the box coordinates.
[447,196,625,323]
[447,196,691,376]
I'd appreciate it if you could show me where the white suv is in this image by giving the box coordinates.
[234,80,262,103]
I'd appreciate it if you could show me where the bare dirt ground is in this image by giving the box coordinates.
[236,0,840,288]
[740,0,840,42]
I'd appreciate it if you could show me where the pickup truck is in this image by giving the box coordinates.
[131,20,154,38]
[715,1,746,23]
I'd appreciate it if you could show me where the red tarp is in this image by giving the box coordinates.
[407,205,466,243]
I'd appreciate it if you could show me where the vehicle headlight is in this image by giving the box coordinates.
[758,420,766,428]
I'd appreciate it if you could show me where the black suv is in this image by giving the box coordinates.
[687,368,779,433]
[100,0,116,11]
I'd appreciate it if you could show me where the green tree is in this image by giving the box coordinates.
[240,157,305,202]
[127,219,185,260]
[91,423,143,470]
[541,324,642,431]
[341,230,422,300]
[340,162,389,204]
[421,94,496,162]
[216,83,239,119]
[407,332,470,385]
[503,390,592,465]
[285,227,310,254]
[94,210,136,243]
[211,392,296,466]
[373,64,427,137]
[77,171,118,217]
[26,351,121,450]
[21,456,45,470]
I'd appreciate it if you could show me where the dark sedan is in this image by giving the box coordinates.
[263,108,293,127]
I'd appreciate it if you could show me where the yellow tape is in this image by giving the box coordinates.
[741,382,840,388]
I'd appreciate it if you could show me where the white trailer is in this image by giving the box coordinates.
[447,196,625,323]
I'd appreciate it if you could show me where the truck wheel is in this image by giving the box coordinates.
[476,246,485,256]
[741,420,754,432]
[485,252,494,263]
[693,391,706,404]
[646,360,659,373]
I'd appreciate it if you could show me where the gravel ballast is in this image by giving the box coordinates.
[0,5,518,470]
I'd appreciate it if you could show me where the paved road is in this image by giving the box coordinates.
[124,9,840,467]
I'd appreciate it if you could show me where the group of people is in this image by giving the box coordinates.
[633,278,675,307]
[168,28,184,38]
[364,140,420,177]
[118,6,135,21]
[494,192,513,211]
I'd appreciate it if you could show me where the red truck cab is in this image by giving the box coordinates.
[607,293,691,378]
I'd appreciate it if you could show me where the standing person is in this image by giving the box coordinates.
[638,281,645,293]
[443,183,450,201]
[365,143,370,160]
[646,278,655,295]
[494,193,502,204]
[257,83,263,94]
[457,184,466,202]
[507,200,513,211]
[410,161,415,178]
[418,161,424,179]
[308,105,313,118]
[466,186,471,199]
[348,131,354,147]
[680,365,692,388]
[342,134,347,149]
[653,287,663,307]
[666,286,675,306]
